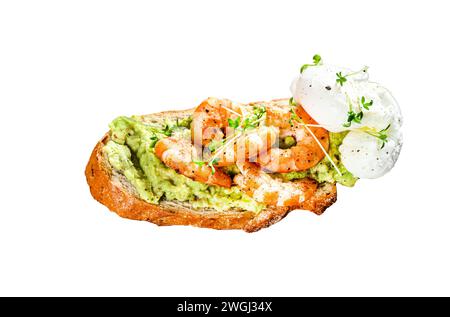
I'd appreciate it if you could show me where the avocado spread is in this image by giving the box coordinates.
[278,132,358,187]
[104,116,357,213]
[104,116,264,213]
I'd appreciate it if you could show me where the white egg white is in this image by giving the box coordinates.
[290,65,351,132]
[290,63,403,179]
[339,125,402,179]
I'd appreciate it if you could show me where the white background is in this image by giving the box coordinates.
[1,0,449,296]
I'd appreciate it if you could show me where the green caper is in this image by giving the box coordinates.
[279,136,297,149]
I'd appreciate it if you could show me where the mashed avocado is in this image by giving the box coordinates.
[278,132,358,187]
[104,117,264,213]
[104,115,357,213]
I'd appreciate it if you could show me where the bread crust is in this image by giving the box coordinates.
[85,105,337,232]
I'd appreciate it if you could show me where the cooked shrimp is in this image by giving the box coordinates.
[234,161,317,207]
[154,137,232,188]
[191,97,240,146]
[265,103,292,129]
[191,97,277,166]
[259,105,329,173]
[207,126,279,166]
[190,98,329,174]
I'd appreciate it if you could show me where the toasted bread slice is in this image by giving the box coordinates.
[85,106,337,232]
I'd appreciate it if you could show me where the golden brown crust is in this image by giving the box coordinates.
[299,182,337,215]
[85,103,338,232]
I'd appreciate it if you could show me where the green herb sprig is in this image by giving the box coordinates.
[361,96,373,110]
[149,136,159,148]
[227,117,240,129]
[242,106,266,129]
[343,110,363,127]
[193,158,219,174]
[288,97,302,126]
[193,106,267,172]
[289,97,297,107]
[363,124,391,149]
[300,54,322,73]
[336,66,369,86]
[342,96,374,127]
[139,117,191,148]
[336,72,347,86]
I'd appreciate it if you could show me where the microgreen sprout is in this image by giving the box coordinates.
[336,66,369,86]
[300,54,323,73]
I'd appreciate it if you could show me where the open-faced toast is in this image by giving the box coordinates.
[85,105,337,232]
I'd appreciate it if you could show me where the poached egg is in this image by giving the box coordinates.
[290,63,403,179]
